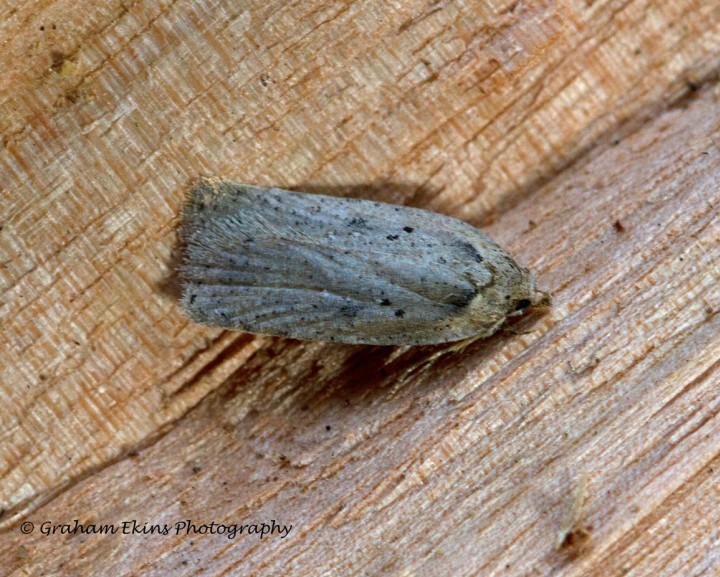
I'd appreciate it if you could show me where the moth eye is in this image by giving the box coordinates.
[514,299,531,311]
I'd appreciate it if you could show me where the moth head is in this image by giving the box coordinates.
[506,271,552,317]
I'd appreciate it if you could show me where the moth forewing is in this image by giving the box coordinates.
[179,178,549,345]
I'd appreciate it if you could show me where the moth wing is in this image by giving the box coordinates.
[180,179,509,345]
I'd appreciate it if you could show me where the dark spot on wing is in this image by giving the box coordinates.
[446,287,478,308]
[340,304,360,318]
[456,241,484,263]
[380,299,392,306]
[403,226,414,233]
[395,309,405,318]
[387,234,399,241]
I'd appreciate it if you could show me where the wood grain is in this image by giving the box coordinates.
[1,0,719,575]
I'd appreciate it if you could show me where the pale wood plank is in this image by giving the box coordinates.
[3,80,718,577]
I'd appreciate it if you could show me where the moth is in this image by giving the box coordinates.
[179,178,550,345]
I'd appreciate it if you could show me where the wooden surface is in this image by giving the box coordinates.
[1,0,719,575]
